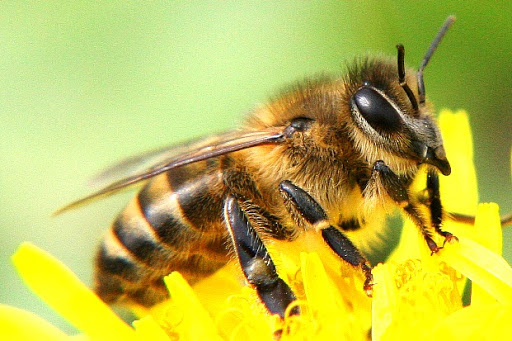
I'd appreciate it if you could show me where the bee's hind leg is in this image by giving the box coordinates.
[279,180,373,296]
[224,195,299,318]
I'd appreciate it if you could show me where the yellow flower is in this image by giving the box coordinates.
[2,110,512,340]
[373,110,512,340]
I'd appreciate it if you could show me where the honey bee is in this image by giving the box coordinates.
[56,16,510,317]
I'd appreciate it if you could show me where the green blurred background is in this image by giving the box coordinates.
[1,1,511,334]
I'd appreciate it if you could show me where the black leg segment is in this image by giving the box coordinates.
[224,195,298,318]
[279,180,373,296]
[279,180,328,225]
[426,170,457,245]
[371,161,410,205]
[426,169,442,229]
[322,226,373,295]
[369,160,456,253]
[370,161,438,251]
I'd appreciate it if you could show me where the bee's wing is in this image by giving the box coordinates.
[54,127,286,215]
[89,132,240,188]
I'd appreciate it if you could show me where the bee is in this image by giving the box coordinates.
[57,16,508,317]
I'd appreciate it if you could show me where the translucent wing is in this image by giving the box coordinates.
[55,127,286,215]
[89,133,235,188]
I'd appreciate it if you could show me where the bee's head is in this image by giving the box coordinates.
[347,17,455,176]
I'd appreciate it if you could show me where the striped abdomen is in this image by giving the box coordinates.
[95,161,230,306]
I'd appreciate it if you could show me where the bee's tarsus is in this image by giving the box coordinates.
[361,263,374,297]
[442,232,458,246]
[425,235,441,254]
[273,329,283,340]
[322,226,374,294]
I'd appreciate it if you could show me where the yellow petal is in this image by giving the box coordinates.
[467,203,503,306]
[300,252,342,316]
[456,203,501,254]
[427,303,512,340]
[372,259,461,341]
[438,110,478,214]
[371,263,397,341]
[387,218,433,268]
[133,315,171,341]
[0,304,69,341]
[174,265,278,339]
[298,252,370,340]
[439,237,512,305]
[192,263,242,317]
[161,272,223,341]
[214,286,275,341]
[11,242,136,340]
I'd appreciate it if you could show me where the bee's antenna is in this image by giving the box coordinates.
[417,16,456,105]
[396,44,418,111]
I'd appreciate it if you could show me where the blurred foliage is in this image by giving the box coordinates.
[1,1,510,334]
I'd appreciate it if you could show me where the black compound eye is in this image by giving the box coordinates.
[353,87,402,132]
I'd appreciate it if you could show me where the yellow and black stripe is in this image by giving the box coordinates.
[95,161,230,306]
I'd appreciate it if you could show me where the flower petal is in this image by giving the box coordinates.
[300,252,342,316]
[191,263,242,316]
[467,203,503,306]
[439,237,512,305]
[438,110,479,214]
[133,315,171,340]
[386,218,433,267]
[372,259,461,341]
[161,272,223,341]
[427,302,512,340]
[0,304,68,341]
[11,242,137,340]
[214,286,276,341]
[371,263,397,341]
[299,252,371,340]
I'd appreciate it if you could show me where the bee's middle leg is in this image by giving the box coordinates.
[369,160,454,253]
[279,180,373,296]
[224,195,299,318]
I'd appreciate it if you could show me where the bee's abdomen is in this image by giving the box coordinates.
[95,164,230,307]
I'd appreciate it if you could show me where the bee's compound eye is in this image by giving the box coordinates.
[353,87,402,132]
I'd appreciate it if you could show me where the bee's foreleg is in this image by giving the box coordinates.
[426,170,512,228]
[279,181,373,296]
[426,170,457,246]
[224,195,299,318]
[369,160,445,253]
